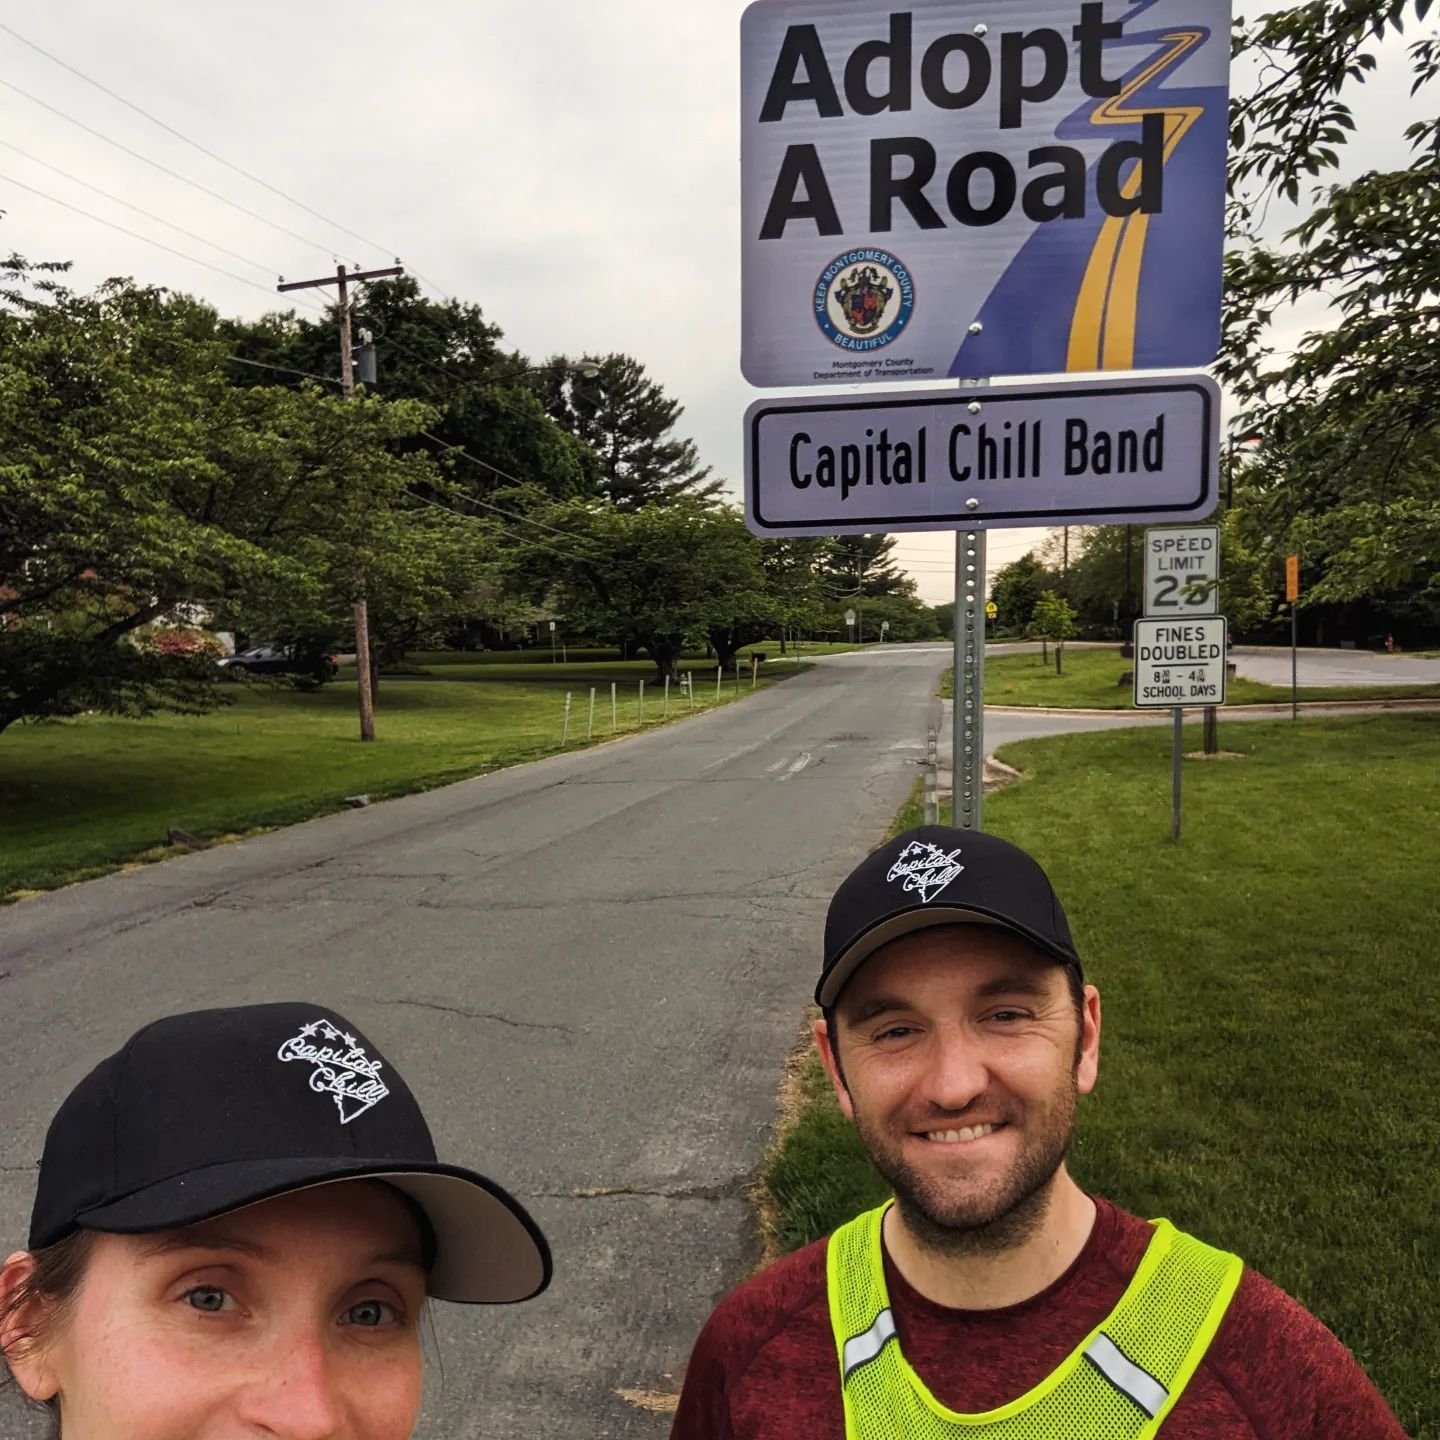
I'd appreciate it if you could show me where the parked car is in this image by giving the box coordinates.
[217,645,339,682]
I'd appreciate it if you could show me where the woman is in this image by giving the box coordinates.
[0,1001,550,1437]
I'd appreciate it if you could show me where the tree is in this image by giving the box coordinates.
[228,277,596,502]
[852,593,943,642]
[1221,0,1440,636]
[508,499,768,683]
[751,537,834,660]
[989,553,1051,633]
[0,263,445,736]
[532,353,720,509]
[1030,592,1077,674]
[818,534,915,601]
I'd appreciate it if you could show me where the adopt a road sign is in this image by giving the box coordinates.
[1132,617,1227,707]
[744,373,1218,536]
[740,0,1233,387]
[1144,525,1219,617]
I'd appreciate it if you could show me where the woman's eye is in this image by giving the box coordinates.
[183,1285,233,1313]
[345,1299,396,1328]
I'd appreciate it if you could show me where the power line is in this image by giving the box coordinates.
[0,22,453,298]
[0,172,324,312]
[0,20,396,259]
[0,139,278,279]
[227,354,338,385]
[0,75,341,260]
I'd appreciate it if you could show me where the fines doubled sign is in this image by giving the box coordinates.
[740,0,1232,387]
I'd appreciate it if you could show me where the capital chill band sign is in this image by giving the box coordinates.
[745,375,1219,535]
[740,0,1232,386]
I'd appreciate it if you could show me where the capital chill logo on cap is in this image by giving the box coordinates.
[815,248,915,352]
[886,840,964,904]
[277,1018,390,1125]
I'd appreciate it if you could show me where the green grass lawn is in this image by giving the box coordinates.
[941,646,1440,708]
[762,713,1440,1437]
[0,665,782,900]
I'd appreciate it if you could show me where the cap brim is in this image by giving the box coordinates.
[818,906,1080,1007]
[74,1157,550,1304]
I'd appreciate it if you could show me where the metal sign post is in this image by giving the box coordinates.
[1286,554,1301,721]
[738,1,1232,843]
[953,529,986,830]
[1134,614,1228,841]
[1172,709,1184,841]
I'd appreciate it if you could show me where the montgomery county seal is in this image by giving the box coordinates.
[815,249,915,352]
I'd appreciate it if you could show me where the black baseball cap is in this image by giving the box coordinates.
[28,1002,550,1305]
[818,826,1082,1006]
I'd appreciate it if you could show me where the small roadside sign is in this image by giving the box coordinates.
[844,608,856,626]
[745,374,1219,536]
[1144,525,1219,617]
[1133,618,1228,708]
[985,601,997,620]
[1285,554,1300,602]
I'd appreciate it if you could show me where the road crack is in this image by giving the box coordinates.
[536,1177,748,1202]
[369,996,574,1035]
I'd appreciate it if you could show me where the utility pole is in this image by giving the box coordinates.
[277,262,403,742]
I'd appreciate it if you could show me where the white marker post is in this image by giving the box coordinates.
[562,692,572,745]
[587,687,596,740]
[715,665,722,700]
[664,675,671,716]
[639,679,645,724]
[611,682,617,732]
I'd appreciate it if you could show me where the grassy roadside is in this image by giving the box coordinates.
[0,662,791,901]
[939,647,1440,708]
[759,713,1440,1437]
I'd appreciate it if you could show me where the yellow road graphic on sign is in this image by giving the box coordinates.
[1067,30,1205,371]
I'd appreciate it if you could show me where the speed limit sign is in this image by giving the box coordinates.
[1143,525,1220,617]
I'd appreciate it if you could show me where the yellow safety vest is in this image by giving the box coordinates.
[827,1203,1242,1439]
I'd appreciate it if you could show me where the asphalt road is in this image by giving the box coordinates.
[0,647,952,1439]
[1230,645,1440,688]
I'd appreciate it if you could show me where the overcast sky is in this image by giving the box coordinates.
[0,3,1421,603]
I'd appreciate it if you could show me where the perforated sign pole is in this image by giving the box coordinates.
[954,528,986,831]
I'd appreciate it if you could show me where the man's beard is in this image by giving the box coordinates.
[852,1075,1079,1259]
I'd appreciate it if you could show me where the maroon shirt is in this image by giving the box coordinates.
[669,1198,1406,1438]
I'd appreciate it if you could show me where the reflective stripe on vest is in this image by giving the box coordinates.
[827,1203,1243,1440]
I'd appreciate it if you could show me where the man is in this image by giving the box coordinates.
[669,826,1405,1438]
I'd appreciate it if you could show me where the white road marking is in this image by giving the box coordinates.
[778,752,812,781]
